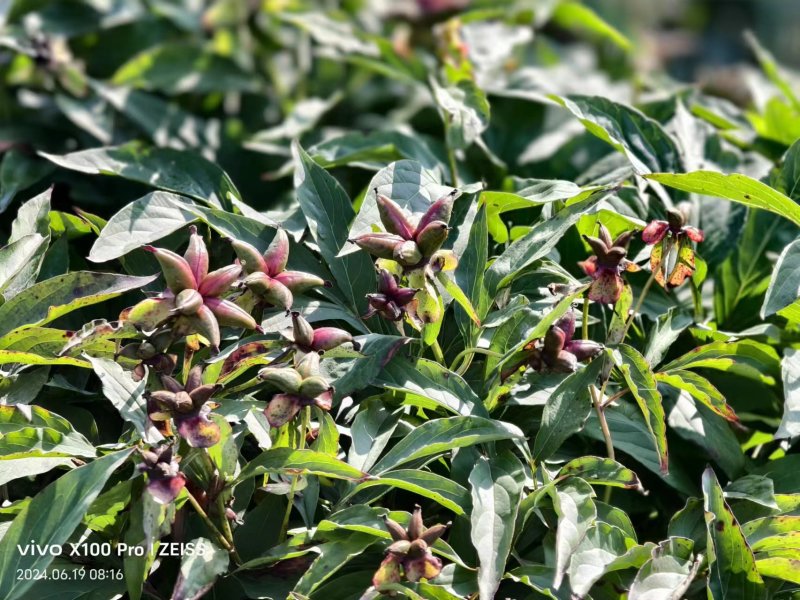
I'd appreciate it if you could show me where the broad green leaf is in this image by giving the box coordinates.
[124,490,170,600]
[113,42,258,95]
[292,142,374,314]
[0,449,134,600]
[551,2,632,51]
[431,78,490,151]
[352,469,470,515]
[552,95,681,174]
[371,416,525,474]
[702,467,766,600]
[89,191,196,262]
[558,456,642,490]
[0,233,46,295]
[661,339,779,385]
[41,141,239,208]
[533,357,605,462]
[246,94,342,155]
[773,138,800,202]
[376,357,487,417]
[644,308,693,367]
[755,556,800,584]
[725,475,779,511]
[333,334,409,401]
[656,370,738,422]
[742,515,800,552]
[486,189,604,292]
[437,271,480,325]
[614,345,669,473]
[292,534,377,596]
[454,204,489,340]
[3,188,51,298]
[0,404,96,458]
[0,457,73,487]
[550,477,597,588]
[236,448,367,483]
[171,538,229,600]
[761,239,800,317]
[628,537,696,600]
[647,171,800,227]
[469,452,525,600]
[567,522,641,596]
[744,31,800,112]
[0,272,157,338]
[776,348,800,440]
[347,402,401,473]
[309,130,440,171]
[0,150,54,215]
[0,350,90,368]
[83,479,133,534]
[87,355,162,443]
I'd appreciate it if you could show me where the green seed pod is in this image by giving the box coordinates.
[349,233,406,260]
[245,272,293,310]
[127,297,175,331]
[175,289,204,315]
[197,264,242,298]
[186,304,221,351]
[291,312,315,348]
[272,270,327,293]
[184,225,209,283]
[263,228,290,276]
[258,366,303,393]
[231,239,268,275]
[143,246,197,293]
[415,221,449,256]
[416,190,457,231]
[393,239,423,266]
[294,350,321,379]
[204,297,259,330]
[299,375,331,398]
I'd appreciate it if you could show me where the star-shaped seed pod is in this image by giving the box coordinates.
[578,224,639,304]
[642,203,704,289]
[231,229,329,311]
[349,190,456,267]
[137,444,186,505]
[258,352,333,428]
[126,226,262,352]
[148,365,222,448]
[373,505,450,589]
[502,310,603,380]
[365,269,419,321]
[287,311,359,354]
[117,329,177,381]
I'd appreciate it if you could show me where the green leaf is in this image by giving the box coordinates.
[469,452,525,600]
[773,138,800,202]
[742,515,800,552]
[0,149,55,214]
[0,457,73,487]
[113,42,258,95]
[655,370,738,422]
[41,141,239,208]
[431,78,490,151]
[613,345,669,473]
[0,404,97,458]
[550,477,597,588]
[87,355,163,443]
[551,2,631,50]
[0,350,90,368]
[375,357,487,417]
[558,456,642,490]
[437,271,480,325]
[533,357,605,463]
[644,308,693,367]
[0,234,46,295]
[0,449,133,600]
[486,189,604,292]
[0,271,157,338]
[660,339,780,385]
[744,31,800,112]
[777,348,800,440]
[725,475,779,511]
[352,469,470,515]
[628,538,697,600]
[292,534,377,596]
[347,402,401,473]
[236,448,368,483]
[124,490,171,600]
[552,95,681,174]
[171,538,229,600]
[454,204,489,339]
[567,523,643,596]
[647,171,800,227]
[89,191,196,262]
[3,188,51,298]
[702,467,766,600]
[292,142,374,315]
[309,130,441,171]
[371,416,525,474]
[762,238,800,317]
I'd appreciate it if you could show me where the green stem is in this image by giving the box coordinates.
[185,490,235,555]
[431,340,446,364]
[619,269,657,344]
[449,347,503,373]
[443,119,459,186]
[215,493,241,564]
[582,296,590,340]
[590,385,615,463]
[279,406,310,542]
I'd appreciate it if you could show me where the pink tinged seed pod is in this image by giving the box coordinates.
[313,389,333,412]
[403,553,442,582]
[142,246,197,293]
[204,297,259,330]
[564,339,604,361]
[231,239,269,275]
[416,190,457,232]
[414,221,450,256]
[127,297,176,331]
[186,304,221,350]
[393,239,423,266]
[372,555,403,587]
[184,225,209,283]
[245,272,293,310]
[176,406,221,448]
[312,327,356,351]
[642,220,670,244]
[272,271,327,293]
[551,350,578,373]
[175,289,204,315]
[349,232,406,260]
[377,193,416,240]
[554,310,576,342]
[291,312,315,348]
[263,228,290,276]
[198,264,242,297]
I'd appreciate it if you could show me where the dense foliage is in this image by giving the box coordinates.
[1,1,799,599]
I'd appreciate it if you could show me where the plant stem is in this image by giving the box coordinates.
[215,493,241,564]
[185,490,235,555]
[582,297,590,340]
[443,119,459,186]
[619,270,657,344]
[590,385,615,463]
[449,347,503,373]
[431,340,446,364]
[279,406,310,542]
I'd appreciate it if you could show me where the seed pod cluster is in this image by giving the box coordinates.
[137,444,186,505]
[349,190,457,268]
[372,505,450,589]
[232,228,328,311]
